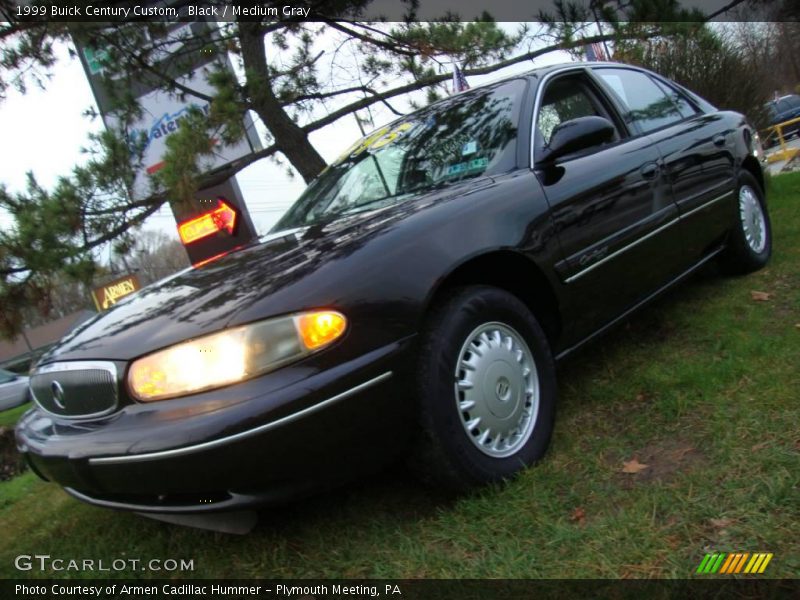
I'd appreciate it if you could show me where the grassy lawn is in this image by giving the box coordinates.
[1,173,798,580]
[0,403,30,429]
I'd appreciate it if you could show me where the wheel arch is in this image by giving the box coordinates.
[741,155,765,196]
[422,250,563,347]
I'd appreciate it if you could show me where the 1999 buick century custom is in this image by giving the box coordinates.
[16,63,771,525]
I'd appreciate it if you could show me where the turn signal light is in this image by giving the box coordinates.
[296,311,347,349]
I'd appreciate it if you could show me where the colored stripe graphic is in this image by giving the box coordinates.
[745,554,760,574]
[696,554,711,573]
[734,553,750,573]
[700,552,773,574]
[697,553,726,574]
[723,553,743,574]
[719,553,735,573]
[720,553,735,574]
[758,553,773,573]
[728,553,744,574]
[711,553,725,573]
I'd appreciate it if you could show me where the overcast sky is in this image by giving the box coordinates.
[0,23,572,255]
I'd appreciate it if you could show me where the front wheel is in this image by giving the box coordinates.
[719,172,772,275]
[411,286,557,491]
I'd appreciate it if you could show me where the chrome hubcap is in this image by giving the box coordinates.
[739,185,766,254]
[454,322,539,458]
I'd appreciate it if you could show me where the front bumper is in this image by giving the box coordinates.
[15,338,414,513]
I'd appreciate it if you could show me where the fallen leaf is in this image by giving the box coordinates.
[751,441,770,451]
[750,290,771,302]
[794,323,800,330]
[709,517,735,529]
[622,457,649,474]
[635,392,649,402]
[570,507,586,524]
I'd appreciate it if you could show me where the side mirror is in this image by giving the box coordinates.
[537,116,615,165]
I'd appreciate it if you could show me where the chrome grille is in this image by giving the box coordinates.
[30,361,118,419]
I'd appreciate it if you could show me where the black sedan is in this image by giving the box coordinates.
[16,63,771,524]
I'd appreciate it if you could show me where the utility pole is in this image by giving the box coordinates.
[19,329,34,353]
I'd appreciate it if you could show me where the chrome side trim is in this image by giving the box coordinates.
[555,246,725,361]
[564,218,679,283]
[678,190,732,220]
[63,487,245,517]
[34,361,118,374]
[30,361,119,421]
[89,371,393,465]
[671,179,731,209]
[565,191,732,284]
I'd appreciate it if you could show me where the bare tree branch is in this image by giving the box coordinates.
[321,20,418,57]
[304,32,626,134]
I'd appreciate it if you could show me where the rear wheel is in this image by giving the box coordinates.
[719,172,772,274]
[411,286,556,491]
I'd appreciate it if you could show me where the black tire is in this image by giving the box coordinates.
[410,286,557,491]
[718,172,772,275]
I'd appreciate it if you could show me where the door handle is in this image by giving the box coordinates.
[713,134,726,147]
[640,162,659,180]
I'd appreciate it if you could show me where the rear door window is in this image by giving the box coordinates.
[594,68,686,133]
[653,79,697,119]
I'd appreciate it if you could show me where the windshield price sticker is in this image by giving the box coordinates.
[335,121,416,164]
[446,157,489,177]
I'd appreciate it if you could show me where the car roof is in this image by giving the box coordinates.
[446,61,656,99]
[768,94,800,105]
[382,61,714,133]
[497,61,653,83]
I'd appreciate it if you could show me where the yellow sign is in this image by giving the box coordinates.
[91,274,141,311]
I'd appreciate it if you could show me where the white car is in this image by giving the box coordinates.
[0,368,29,411]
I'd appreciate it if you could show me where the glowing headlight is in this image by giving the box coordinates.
[127,311,347,402]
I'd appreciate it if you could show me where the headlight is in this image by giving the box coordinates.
[127,310,347,402]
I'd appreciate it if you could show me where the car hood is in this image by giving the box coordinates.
[39,178,494,363]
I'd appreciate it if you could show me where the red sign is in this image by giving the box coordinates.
[178,199,238,245]
[171,179,257,267]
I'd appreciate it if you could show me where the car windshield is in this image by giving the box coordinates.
[273,79,526,230]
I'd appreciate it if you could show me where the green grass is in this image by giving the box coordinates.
[0,403,31,428]
[1,173,798,579]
